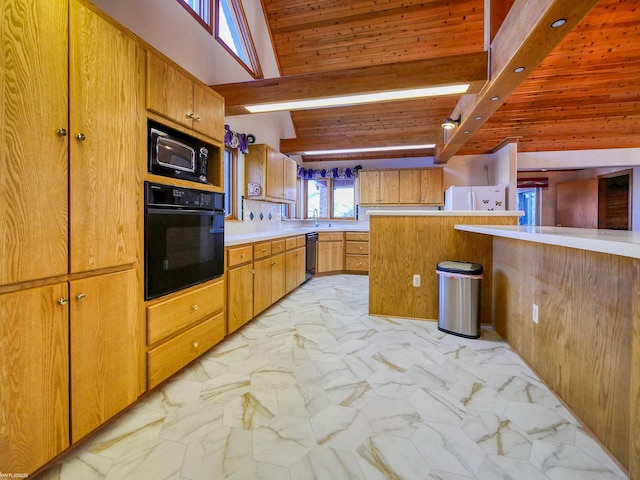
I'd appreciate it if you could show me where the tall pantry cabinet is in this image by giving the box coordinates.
[0,0,143,474]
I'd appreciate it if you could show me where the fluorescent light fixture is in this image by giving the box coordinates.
[245,84,470,113]
[302,144,436,156]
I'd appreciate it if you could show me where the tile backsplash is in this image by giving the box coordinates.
[225,199,282,235]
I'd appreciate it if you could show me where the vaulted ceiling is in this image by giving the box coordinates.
[211,0,640,163]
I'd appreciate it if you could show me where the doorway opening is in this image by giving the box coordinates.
[598,170,632,230]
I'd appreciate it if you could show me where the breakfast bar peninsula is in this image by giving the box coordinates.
[455,224,640,476]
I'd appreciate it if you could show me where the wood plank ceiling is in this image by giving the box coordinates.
[211,0,640,163]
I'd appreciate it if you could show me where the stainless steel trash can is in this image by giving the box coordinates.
[437,261,483,338]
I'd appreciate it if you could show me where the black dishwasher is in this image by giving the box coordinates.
[305,232,318,281]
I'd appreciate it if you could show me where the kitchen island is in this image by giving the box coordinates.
[366,210,520,322]
[456,224,640,476]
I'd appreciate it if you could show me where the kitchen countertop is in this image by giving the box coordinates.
[224,225,369,247]
[367,210,523,217]
[455,224,640,259]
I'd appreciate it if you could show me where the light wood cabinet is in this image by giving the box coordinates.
[345,232,370,273]
[148,311,225,389]
[285,236,306,294]
[358,170,399,205]
[0,283,70,474]
[245,144,297,203]
[227,235,305,331]
[317,232,345,273]
[70,269,140,442]
[146,52,224,142]
[145,278,225,388]
[271,253,286,303]
[253,256,273,316]
[69,0,143,273]
[0,1,143,473]
[398,168,444,205]
[227,263,254,334]
[360,168,443,206]
[0,0,68,286]
[147,280,224,345]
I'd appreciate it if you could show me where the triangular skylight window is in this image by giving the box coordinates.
[216,0,262,78]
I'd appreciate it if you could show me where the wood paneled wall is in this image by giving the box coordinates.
[369,215,517,321]
[493,237,639,471]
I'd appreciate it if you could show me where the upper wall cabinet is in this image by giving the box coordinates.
[359,168,443,206]
[146,53,224,143]
[398,168,444,205]
[359,170,400,205]
[245,144,297,204]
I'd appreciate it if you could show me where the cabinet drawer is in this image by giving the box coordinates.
[147,311,225,388]
[227,245,253,267]
[272,239,286,254]
[345,241,369,255]
[318,232,344,242]
[285,237,297,251]
[345,232,370,242]
[147,279,224,345]
[296,236,306,247]
[254,241,272,259]
[346,255,369,271]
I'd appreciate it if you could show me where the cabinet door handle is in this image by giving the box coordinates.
[75,293,86,301]
[194,116,201,122]
[192,341,199,348]
[192,304,199,311]
[57,128,68,137]
[187,112,195,119]
[75,133,86,141]
[57,297,68,306]
[271,262,276,266]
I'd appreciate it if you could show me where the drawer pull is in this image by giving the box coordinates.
[262,248,267,252]
[193,341,199,348]
[192,304,199,311]
[241,253,246,258]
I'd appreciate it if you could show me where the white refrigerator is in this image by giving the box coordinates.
[444,185,506,211]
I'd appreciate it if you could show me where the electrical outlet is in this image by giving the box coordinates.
[532,304,539,324]
[413,274,421,287]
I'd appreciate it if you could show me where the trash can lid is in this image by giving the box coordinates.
[437,261,483,275]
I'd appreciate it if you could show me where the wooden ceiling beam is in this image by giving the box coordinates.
[210,52,488,116]
[435,0,599,163]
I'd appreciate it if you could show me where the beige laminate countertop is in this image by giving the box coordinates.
[224,225,369,247]
[455,224,640,259]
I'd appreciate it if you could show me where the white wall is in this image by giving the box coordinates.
[90,0,279,85]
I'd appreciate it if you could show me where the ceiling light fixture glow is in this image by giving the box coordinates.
[551,18,567,28]
[245,84,470,113]
[302,144,436,156]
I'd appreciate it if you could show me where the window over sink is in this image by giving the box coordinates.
[306,178,355,220]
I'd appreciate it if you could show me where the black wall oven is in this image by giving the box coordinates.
[144,182,224,300]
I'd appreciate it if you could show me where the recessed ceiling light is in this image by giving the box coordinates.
[245,84,470,113]
[551,18,567,28]
[463,130,470,134]
[302,144,436,156]
[475,116,482,120]
[491,96,500,101]
[513,67,525,73]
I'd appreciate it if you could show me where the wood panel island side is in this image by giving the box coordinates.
[454,224,640,476]
[367,211,520,321]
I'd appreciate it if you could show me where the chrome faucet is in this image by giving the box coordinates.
[313,208,319,227]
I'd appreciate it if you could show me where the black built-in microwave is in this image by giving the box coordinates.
[148,120,211,184]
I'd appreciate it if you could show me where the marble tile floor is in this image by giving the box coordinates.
[38,274,628,480]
